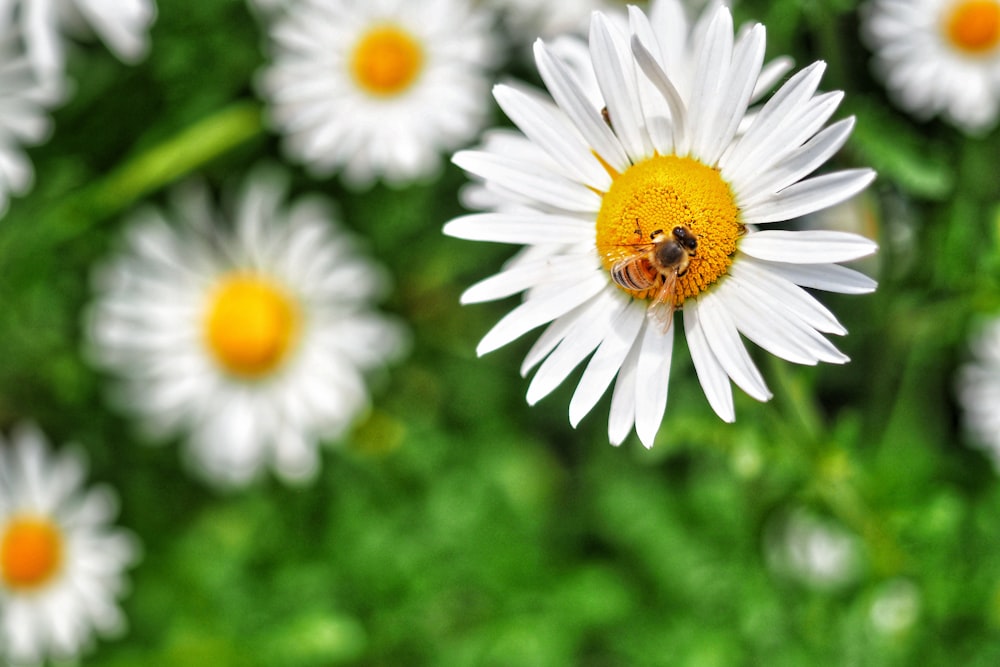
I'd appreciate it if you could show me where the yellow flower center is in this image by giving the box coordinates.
[595,155,742,306]
[350,24,425,97]
[1,516,64,591]
[944,0,1000,55]
[204,274,300,379]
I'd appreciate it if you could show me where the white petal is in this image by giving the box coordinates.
[569,300,646,427]
[752,55,794,102]
[732,259,848,337]
[520,301,590,376]
[477,272,607,355]
[492,83,613,191]
[694,294,772,402]
[443,211,594,245]
[452,150,602,212]
[703,23,766,165]
[627,5,675,155]
[461,253,598,304]
[526,289,626,405]
[684,305,735,422]
[590,13,651,162]
[741,169,877,225]
[737,117,855,199]
[722,61,826,177]
[533,39,631,173]
[634,317,675,448]
[608,334,642,444]
[760,261,878,294]
[687,7,735,161]
[738,230,878,264]
[631,35,687,151]
[720,273,848,364]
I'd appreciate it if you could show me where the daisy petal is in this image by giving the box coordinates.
[527,289,626,404]
[460,253,598,304]
[452,151,603,212]
[569,300,646,427]
[534,39,631,172]
[684,305,735,422]
[477,272,608,356]
[733,259,848,336]
[761,261,878,294]
[493,83,613,191]
[695,295,772,402]
[444,211,594,245]
[741,169,877,225]
[590,13,651,162]
[634,317,675,448]
[739,230,879,264]
[608,336,642,445]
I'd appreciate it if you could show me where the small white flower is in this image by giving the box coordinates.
[0,423,139,666]
[764,508,861,590]
[0,26,60,216]
[862,0,1000,133]
[86,166,407,487]
[957,317,1000,468]
[6,0,156,80]
[445,2,878,447]
[259,0,499,188]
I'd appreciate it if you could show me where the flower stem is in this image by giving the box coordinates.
[50,101,264,242]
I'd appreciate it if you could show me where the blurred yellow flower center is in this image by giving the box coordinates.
[1,516,63,591]
[204,275,300,379]
[944,0,1000,54]
[350,24,424,96]
[595,155,742,306]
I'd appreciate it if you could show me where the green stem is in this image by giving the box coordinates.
[768,356,824,448]
[50,101,264,242]
[767,356,905,575]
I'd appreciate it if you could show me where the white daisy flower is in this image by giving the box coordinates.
[0,423,139,666]
[85,167,407,487]
[4,0,156,80]
[444,5,878,447]
[862,0,1000,133]
[259,0,499,188]
[957,317,1000,469]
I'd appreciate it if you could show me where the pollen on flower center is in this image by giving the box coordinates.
[350,24,425,96]
[1,516,63,591]
[944,0,1000,54]
[204,274,300,379]
[595,155,742,306]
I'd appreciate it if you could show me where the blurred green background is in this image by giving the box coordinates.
[3,0,1000,665]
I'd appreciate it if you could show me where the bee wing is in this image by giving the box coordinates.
[610,253,658,291]
[647,269,679,333]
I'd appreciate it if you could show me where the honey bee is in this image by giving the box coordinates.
[609,225,698,331]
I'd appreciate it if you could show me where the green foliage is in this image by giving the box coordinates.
[3,0,1000,665]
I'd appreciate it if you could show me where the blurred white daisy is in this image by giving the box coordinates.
[0,423,138,666]
[259,0,499,188]
[86,167,407,487]
[445,5,877,447]
[0,23,60,217]
[862,0,1000,133]
[3,0,156,81]
[957,317,1000,468]
[764,508,861,590]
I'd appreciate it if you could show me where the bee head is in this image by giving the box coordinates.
[672,226,698,252]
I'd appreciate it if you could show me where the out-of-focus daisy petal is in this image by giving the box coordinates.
[85,166,408,487]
